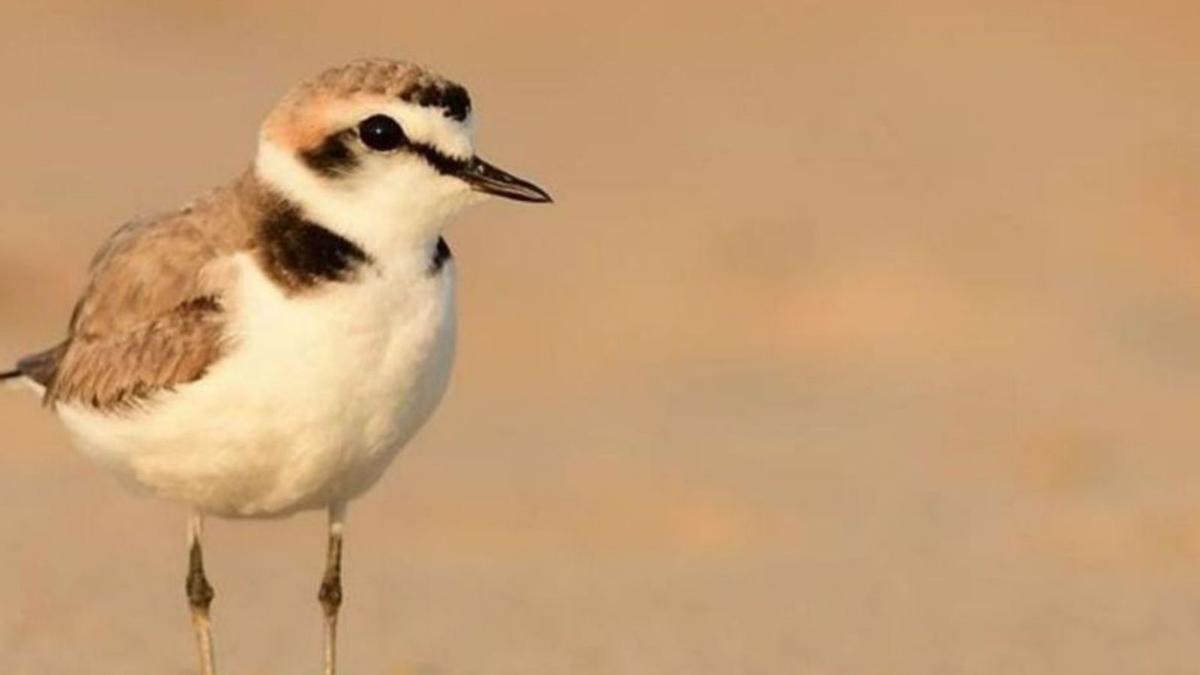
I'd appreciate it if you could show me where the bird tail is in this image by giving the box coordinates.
[0,366,45,399]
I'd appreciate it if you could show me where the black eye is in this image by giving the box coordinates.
[357,114,406,151]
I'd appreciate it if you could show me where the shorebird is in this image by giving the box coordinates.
[0,58,550,675]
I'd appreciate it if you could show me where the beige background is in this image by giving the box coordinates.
[1,1,1199,673]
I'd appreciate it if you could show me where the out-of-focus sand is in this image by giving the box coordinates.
[1,1,1199,673]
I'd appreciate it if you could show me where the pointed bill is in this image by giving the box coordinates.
[457,157,552,203]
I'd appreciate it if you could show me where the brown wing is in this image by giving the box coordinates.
[24,208,238,410]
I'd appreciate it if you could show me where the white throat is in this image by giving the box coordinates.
[254,138,479,271]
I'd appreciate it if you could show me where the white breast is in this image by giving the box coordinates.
[57,252,457,517]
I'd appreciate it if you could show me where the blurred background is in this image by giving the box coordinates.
[1,1,1198,673]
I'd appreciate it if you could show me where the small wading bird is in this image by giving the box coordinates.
[0,58,550,675]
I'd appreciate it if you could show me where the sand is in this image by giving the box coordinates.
[1,1,1199,672]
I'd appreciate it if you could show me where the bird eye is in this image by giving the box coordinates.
[357,115,406,151]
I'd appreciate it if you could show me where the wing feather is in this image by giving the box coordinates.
[22,190,247,409]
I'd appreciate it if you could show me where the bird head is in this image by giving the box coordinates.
[255,59,550,259]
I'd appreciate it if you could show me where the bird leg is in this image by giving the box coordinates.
[186,512,216,675]
[319,503,346,675]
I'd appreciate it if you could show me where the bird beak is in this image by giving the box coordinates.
[458,157,553,203]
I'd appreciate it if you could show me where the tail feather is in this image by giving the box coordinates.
[0,369,21,380]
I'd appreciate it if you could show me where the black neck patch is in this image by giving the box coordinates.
[257,203,372,293]
[299,130,359,178]
[430,236,452,275]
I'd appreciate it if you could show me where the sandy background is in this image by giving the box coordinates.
[0,1,1199,673]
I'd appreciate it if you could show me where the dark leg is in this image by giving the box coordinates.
[186,512,216,675]
[319,503,346,675]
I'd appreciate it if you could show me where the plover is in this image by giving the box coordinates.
[1,58,550,675]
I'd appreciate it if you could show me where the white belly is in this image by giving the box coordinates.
[56,253,456,517]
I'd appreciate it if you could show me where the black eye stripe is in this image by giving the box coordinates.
[407,141,469,175]
[302,118,468,180]
[299,130,358,177]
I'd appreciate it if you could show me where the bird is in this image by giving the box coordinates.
[0,58,551,675]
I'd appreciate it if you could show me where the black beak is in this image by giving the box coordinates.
[458,157,553,203]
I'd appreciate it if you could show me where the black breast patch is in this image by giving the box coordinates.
[258,204,372,293]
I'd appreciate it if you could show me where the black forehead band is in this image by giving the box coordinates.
[400,83,472,122]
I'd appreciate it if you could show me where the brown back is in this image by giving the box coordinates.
[23,173,266,410]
